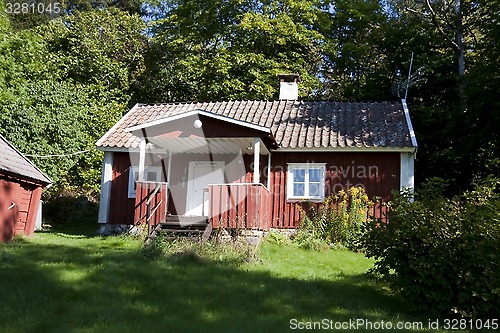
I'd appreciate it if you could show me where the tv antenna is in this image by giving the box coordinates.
[392,52,425,99]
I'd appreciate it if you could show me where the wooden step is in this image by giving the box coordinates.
[148,215,213,241]
[166,215,208,223]
[161,229,204,234]
[160,221,207,228]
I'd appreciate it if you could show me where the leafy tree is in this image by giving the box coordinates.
[136,0,325,102]
[45,8,147,95]
[3,0,144,31]
[320,0,396,100]
[0,7,147,198]
[382,0,499,192]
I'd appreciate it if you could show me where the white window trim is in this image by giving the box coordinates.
[128,166,163,199]
[287,163,326,202]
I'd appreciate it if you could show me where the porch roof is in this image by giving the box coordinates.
[127,109,271,134]
[126,110,276,154]
[96,100,417,151]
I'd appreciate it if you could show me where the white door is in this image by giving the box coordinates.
[185,161,225,216]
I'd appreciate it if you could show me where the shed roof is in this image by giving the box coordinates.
[96,100,417,151]
[0,134,52,186]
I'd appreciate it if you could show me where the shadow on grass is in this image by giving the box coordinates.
[0,238,439,333]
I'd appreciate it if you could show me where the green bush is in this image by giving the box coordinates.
[295,187,373,250]
[363,178,500,318]
[266,231,291,246]
[43,194,98,225]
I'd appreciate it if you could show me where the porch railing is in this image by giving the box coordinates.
[134,181,168,235]
[208,183,271,231]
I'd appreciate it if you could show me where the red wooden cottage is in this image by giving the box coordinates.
[96,76,417,234]
[0,134,52,242]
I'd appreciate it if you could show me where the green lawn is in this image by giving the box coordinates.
[0,225,470,333]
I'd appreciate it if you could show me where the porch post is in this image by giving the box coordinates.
[253,137,261,184]
[138,137,146,181]
[267,153,271,189]
[166,151,172,185]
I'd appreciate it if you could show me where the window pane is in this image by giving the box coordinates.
[146,171,157,181]
[133,170,139,181]
[293,168,305,182]
[309,182,321,196]
[309,168,322,182]
[293,183,305,196]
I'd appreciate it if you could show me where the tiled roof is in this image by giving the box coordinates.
[0,134,52,185]
[96,100,416,150]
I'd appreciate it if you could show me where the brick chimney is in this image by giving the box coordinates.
[278,74,300,100]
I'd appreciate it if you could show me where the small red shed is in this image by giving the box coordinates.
[0,134,52,242]
[96,75,417,232]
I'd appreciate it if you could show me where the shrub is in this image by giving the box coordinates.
[43,194,98,225]
[266,230,291,246]
[362,178,500,318]
[295,187,373,250]
[292,229,328,251]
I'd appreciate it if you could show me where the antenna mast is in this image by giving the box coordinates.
[392,52,424,99]
[405,52,414,100]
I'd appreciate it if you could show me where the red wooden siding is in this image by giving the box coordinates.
[269,152,400,228]
[134,181,167,227]
[107,152,165,224]
[107,150,400,228]
[0,176,42,242]
[209,183,271,230]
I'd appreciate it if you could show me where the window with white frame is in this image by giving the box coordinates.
[128,166,163,199]
[287,163,326,202]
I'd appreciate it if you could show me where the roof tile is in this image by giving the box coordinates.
[96,100,415,150]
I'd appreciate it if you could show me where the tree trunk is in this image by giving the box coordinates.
[454,0,466,112]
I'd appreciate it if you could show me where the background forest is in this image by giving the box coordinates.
[0,0,499,200]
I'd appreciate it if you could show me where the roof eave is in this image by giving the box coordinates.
[401,99,418,148]
[0,169,52,188]
[125,109,271,135]
[271,146,416,153]
[0,134,53,186]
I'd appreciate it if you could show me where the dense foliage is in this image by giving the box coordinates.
[363,179,500,318]
[0,4,146,198]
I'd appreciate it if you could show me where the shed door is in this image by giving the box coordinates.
[185,161,225,216]
[15,184,33,234]
[0,179,19,242]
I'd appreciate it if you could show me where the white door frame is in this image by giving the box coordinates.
[185,161,225,216]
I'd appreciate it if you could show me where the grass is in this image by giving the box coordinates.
[0,223,472,333]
